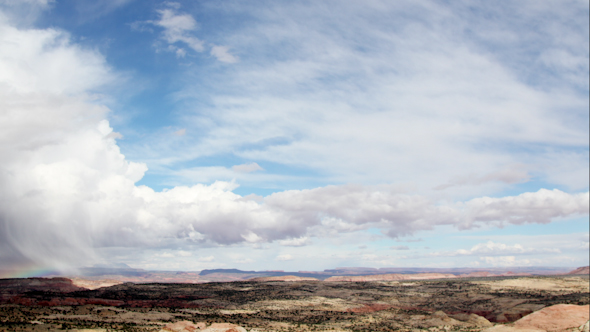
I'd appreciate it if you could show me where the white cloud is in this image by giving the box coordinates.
[154,7,203,52]
[391,245,409,250]
[477,256,558,267]
[136,4,239,63]
[276,254,294,261]
[430,241,560,258]
[232,162,263,173]
[278,237,311,247]
[0,0,52,6]
[435,165,530,190]
[0,0,53,24]
[173,128,186,136]
[211,45,238,63]
[235,258,254,264]
[0,24,113,94]
[174,47,186,58]
[459,189,589,229]
[176,250,192,257]
[267,186,589,238]
[480,256,518,266]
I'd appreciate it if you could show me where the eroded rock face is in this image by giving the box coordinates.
[161,320,206,331]
[512,304,590,332]
[450,313,494,327]
[203,323,247,332]
[160,321,246,332]
[481,326,544,332]
[248,275,319,282]
[70,278,124,290]
[568,266,590,275]
[494,304,546,323]
[325,273,457,281]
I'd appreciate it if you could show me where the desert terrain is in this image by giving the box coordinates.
[0,269,588,332]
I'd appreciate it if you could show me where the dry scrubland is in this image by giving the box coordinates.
[0,276,588,332]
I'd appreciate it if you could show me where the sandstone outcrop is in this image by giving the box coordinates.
[248,275,319,282]
[161,320,206,331]
[494,304,546,323]
[160,321,246,332]
[481,326,544,332]
[71,278,123,290]
[419,310,464,328]
[460,271,532,278]
[325,273,457,281]
[568,266,590,275]
[450,313,494,327]
[511,304,590,332]
[202,323,247,332]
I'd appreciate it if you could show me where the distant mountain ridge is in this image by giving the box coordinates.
[567,266,590,275]
[22,265,579,284]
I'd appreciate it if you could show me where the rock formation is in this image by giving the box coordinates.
[71,278,123,290]
[160,321,246,332]
[325,272,457,281]
[568,266,590,275]
[511,304,590,332]
[161,321,207,332]
[248,275,319,282]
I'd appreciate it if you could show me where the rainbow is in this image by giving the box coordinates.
[0,264,62,279]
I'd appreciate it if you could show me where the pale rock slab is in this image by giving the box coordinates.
[161,321,207,332]
[512,304,589,332]
[202,323,247,332]
[482,326,544,332]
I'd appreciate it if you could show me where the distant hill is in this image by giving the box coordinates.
[199,269,332,280]
[199,269,255,275]
[567,266,590,275]
[34,266,578,284]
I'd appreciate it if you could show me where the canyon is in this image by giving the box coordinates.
[0,267,588,331]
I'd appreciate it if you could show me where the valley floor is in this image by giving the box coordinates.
[0,276,588,332]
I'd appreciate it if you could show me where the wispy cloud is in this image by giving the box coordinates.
[155,6,203,53]
[278,237,311,247]
[429,241,560,258]
[232,162,263,173]
[211,45,238,63]
[173,128,186,136]
[126,0,589,197]
[276,254,294,261]
[434,165,531,190]
[390,245,409,251]
[131,2,238,62]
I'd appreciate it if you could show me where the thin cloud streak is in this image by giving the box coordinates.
[122,0,590,198]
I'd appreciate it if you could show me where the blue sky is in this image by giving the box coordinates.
[0,0,588,274]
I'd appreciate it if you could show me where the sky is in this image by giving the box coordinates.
[0,0,588,275]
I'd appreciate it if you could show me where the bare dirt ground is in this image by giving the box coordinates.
[0,275,588,332]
